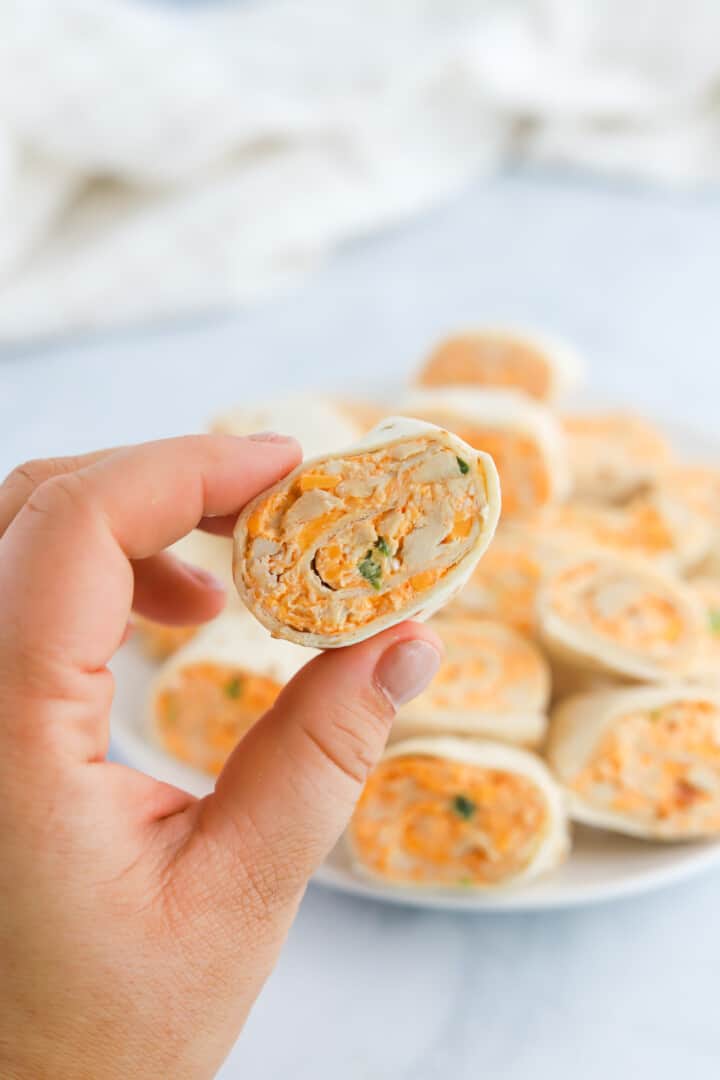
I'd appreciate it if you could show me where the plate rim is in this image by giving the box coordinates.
[311,839,720,913]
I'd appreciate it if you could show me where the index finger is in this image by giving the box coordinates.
[0,434,300,674]
[0,448,120,539]
[0,444,278,541]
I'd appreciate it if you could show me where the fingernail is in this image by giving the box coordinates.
[247,431,295,443]
[374,639,442,709]
[184,564,226,592]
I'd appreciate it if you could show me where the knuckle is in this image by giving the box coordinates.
[2,459,54,498]
[303,697,389,787]
[24,470,92,521]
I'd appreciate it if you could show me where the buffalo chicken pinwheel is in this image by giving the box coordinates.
[392,617,550,748]
[548,686,720,840]
[446,523,562,635]
[151,613,312,776]
[538,557,704,684]
[563,411,674,503]
[403,388,569,518]
[349,737,569,889]
[661,463,720,527]
[531,493,710,574]
[233,418,501,647]
[416,327,583,403]
[661,463,720,576]
[689,577,720,682]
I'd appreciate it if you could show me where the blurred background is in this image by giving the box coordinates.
[3,2,720,1078]
[2,0,720,381]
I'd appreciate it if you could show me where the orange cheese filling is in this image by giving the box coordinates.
[240,438,487,638]
[403,411,550,518]
[563,413,671,458]
[563,413,673,496]
[451,535,545,634]
[299,472,342,492]
[571,701,720,835]
[156,662,281,776]
[548,562,687,660]
[406,619,546,716]
[536,499,678,564]
[351,755,548,887]
[662,464,720,527]
[459,429,550,517]
[419,334,552,399]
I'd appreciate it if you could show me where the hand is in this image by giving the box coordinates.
[0,435,441,1080]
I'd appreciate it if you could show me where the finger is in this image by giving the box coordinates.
[0,449,119,538]
[0,433,300,664]
[0,434,300,757]
[84,433,301,559]
[132,552,227,626]
[189,622,442,921]
[0,435,294,541]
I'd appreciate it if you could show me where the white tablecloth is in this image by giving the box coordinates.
[2,0,720,343]
[3,171,720,1079]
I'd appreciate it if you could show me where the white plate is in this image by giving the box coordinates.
[110,418,720,912]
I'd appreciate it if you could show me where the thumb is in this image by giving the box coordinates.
[189,622,441,917]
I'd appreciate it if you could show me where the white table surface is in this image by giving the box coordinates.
[3,171,720,1078]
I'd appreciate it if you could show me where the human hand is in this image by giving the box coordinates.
[0,435,441,1080]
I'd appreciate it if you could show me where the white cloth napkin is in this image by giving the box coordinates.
[0,0,718,343]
